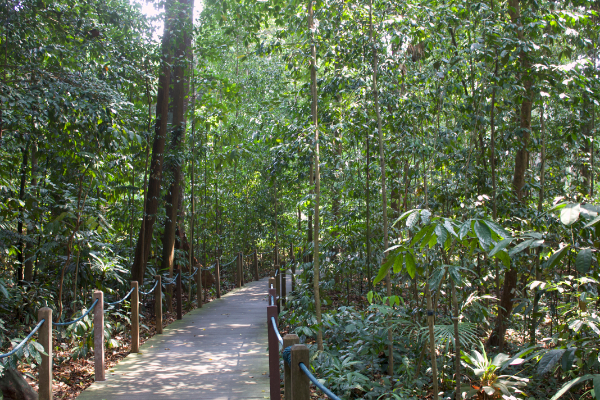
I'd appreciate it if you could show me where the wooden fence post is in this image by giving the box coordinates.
[93,290,105,381]
[38,307,52,400]
[290,344,310,400]
[254,249,259,281]
[267,287,280,400]
[236,253,242,288]
[131,281,139,353]
[176,269,182,320]
[216,259,221,298]
[283,334,299,400]
[154,275,163,334]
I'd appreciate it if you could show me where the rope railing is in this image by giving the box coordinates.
[267,268,341,400]
[53,298,99,326]
[190,267,198,278]
[221,256,237,267]
[298,362,341,400]
[270,316,283,346]
[0,319,45,360]
[139,279,159,296]
[162,272,180,285]
[105,287,135,306]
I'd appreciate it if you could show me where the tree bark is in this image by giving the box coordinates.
[308,0,323,351]
[130,2,174,284]
[369,0,393,374]
[160,0,193,282]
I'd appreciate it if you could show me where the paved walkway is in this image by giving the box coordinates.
[77,276,283,400]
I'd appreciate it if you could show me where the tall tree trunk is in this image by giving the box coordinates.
[130,2,174,284]
[16,140,29,284]
[490,0,531,347]
[161,0,193,283]
[369,0,393,375]
[510,0,533,202]
[308,0,323,351]
[24,140,37,281]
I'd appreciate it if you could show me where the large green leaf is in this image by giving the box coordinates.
[575,248,592,274]
[560,203,580,226]
[489,238,514,257]
[393,252,404,274]
[538,349,565,375]
[544,245,570,269]
[549,375,598,400]
[474,220,492,249]
[374,256,394,284]
[509,239,534,257]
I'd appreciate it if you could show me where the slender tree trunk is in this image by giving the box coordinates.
[308,0,323,351]
[510,0,533,201]
[491,0,531,347]
[24,141,37,281]
[131,3,174,283]
[161,0,194,284]
[426,284,439,400]
[369,0,393,374]
[16,140,29,284]
[452,280,461,400]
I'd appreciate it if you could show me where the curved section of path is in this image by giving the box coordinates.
[77,276,278,400]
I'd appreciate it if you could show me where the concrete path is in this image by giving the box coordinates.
[77,276,285,400]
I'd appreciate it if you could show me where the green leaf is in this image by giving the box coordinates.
[374,257,394,284]
[549,375,597,400]
[594,375,600,400]
[393,253,404,274]
[538,349,566,375]
[458,220,471,240]
[483,220,511,238]
[489,238,514,257]
[406,211,420,229]
[561,348,576,372]
[494,250,511,267]
[405,251,416,279]
[509,239,535,257]
[544,245,570,269]
[560,203,580,226]
[435,224,448,247]
[576,248,593,274]
[474,220,492,249]
[584,215,600,229]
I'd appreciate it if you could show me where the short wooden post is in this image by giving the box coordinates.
[131,281,139,353]
[283,334,299,400]
[291,344,310,400]
[240,252,245,286]
[38,307,52,400]
[215,259,221,298]
[154,275,163,334]
[197,265,203,308]
[176,269,182,320]
[269,277,275,292]
[267,288,280,400]
[254,249,259,281]
[93,290,105,381]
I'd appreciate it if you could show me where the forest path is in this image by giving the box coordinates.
[76,276,282,400]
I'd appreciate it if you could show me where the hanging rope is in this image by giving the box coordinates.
[298,362,341,400]
[139,279,159,295]
[270,316,283,346]
[0,319,45,359]
[105,287,135,306]
[53,298,99,326]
